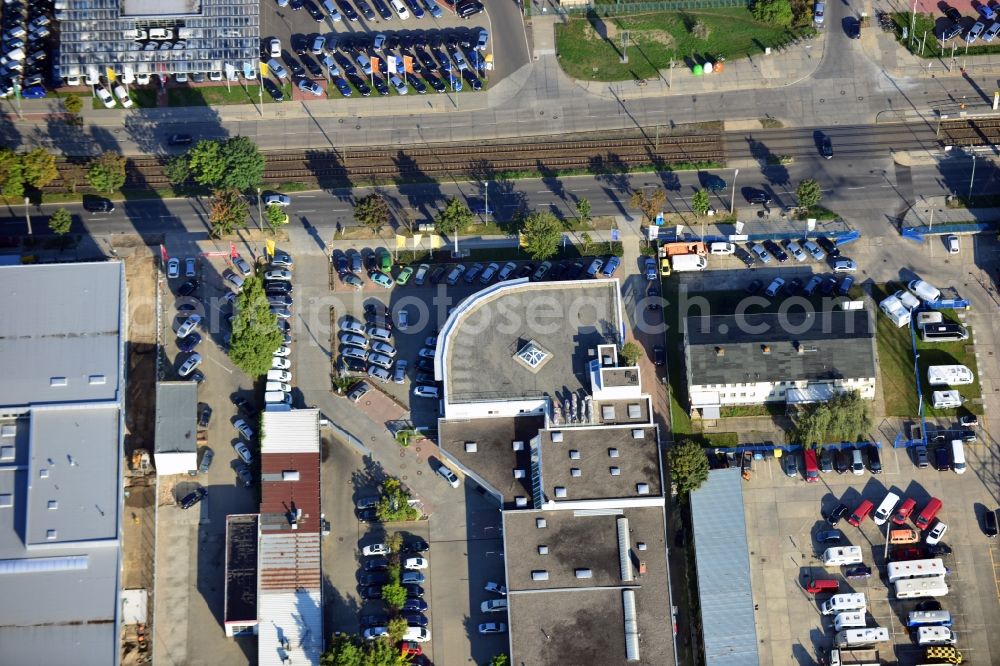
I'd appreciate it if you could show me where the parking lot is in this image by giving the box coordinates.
[261,0,495,100]
[741,444,1000,665]
[0,0,59,99]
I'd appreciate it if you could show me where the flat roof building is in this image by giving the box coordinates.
[684,309,877,418]
[0,262,126,666]
[436,279,675,666]
[58,0,260,80]
[152,381,198,476]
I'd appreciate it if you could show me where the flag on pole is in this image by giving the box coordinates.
[519,233,527,248]
[265,239,275,259]
[106,67,117,82]
[260,60,270,76]
[403,56,414,73]
[395,234,406,249]
[122,65,135,84]
[243,62,255,79]
[386,56,396,74]
[160,245,169,263]
[370,56,381,74]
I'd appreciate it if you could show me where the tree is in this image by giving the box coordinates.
[21,148,58,190]
[575,197,592,225]
[691,189,710,216]
[386,532,404,554]
[751,0,793,26]
[376,477,420,523]
[796,178,822,209]
[490,656,510,666]
[0,148,24,197]
[228,275,284,377]
[164,154,190,186]
[48,208,72,235]
[520,210,562,260]
[61,161,88,193]
[629,188,667,222]
[87,151,126,193]
[434,196,474,235]
[208,188,249,238]
[387,617,408,643]
[580,231,595,256]
[186,136,265,190]
[354,193,391,236]
[265,204,289,231]
[63,95,83,115]
[320,634,411,666]
[692,20,711,40]
[668,440,710,497]
[381,582,407,610]
[791,390,871,446]
[620,341,643,366]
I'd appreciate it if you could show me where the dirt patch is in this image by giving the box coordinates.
[641,29,676,49]
[124,254,158,457]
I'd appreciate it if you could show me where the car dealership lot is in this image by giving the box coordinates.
[741,444,1000,664]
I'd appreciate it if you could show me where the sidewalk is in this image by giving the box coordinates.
[900,194,1000,228]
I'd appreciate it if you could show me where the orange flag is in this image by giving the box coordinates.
[369,56,380,74]
[403,56,414,74]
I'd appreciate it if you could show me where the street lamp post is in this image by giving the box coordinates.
[256,187,263,231]
[24,197,31,235]
[484,181,489,223]
[730,168,739,214]
[968,154,977,200]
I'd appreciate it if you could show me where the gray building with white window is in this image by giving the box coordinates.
[0,262,127,666]
[58,0,259,81]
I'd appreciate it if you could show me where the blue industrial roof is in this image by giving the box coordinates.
[690,468,759,666]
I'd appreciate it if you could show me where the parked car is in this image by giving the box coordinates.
[180,487,207,509]
[845,565,872,579]
[826,503,849,527]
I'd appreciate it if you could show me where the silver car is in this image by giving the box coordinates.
[803,240,825,261]
[749,244,771,264]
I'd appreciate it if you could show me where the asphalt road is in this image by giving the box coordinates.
[7,154,996,242]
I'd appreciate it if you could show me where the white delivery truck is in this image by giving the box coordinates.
[834,627,890,648]
[833,611,867,631]
[927,365,975,386]
[821,593,866,615]
[670,254,708,272]
[916,626,956,646]
[828,648,880,666]
[894,575,948,599]
[823,546,863,566]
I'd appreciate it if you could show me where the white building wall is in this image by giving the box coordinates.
[443,398,547,420]
[153,451,197,476]
[689,378,876,406]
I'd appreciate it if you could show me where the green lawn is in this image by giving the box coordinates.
[555,9,814,81]
[167,83,280,106]
[872,283,983,417]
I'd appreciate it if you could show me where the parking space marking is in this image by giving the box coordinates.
[206,355,234,374]
[990,545,1000,602]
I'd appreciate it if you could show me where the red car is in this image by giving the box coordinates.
[892,498,916,525]
[891,546,927,561]
[848,499,874,527]
[804,578,839,594]
[400,642,423,656]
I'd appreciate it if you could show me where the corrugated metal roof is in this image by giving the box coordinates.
[0,262,124,407]
[257,588,323,666]
[258,532,321,592]
[260,451,321,534]
[690,468,760,666]
[261,409,319,454]
[153,382,198,455]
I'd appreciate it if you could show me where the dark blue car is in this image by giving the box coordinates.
[602,255,621,277]
[333,77,352,97]
[21,85,45,99]
[644,257,657,281]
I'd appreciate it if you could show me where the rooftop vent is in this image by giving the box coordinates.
[46,530,57,540]
[282,470,300,481]
[465,441,478,453]
[512,440,524,451]
[47,500,58,510]
[0,494,12,508]
[1,425,15,438]
[536,518,547,528]
[602,405,615,420]
[575,568,593,579]
[514,469,526,478]
[631,429,644,439]
[516,497,529,507]
[39,469,49,479]
[636,483,650,495]
[715,347,725,357]
[637,542,647,551]
[538,545,549,554]
[555,486,567,498]
[616,517,633,582]
[569,450,581,460]
[551,431,563,443]
[49,377,67,387]
[570,468,582,477]
[531,570,549,581]
[0,446,13,461]
[610,466,621,475]
[88,374,106,385]
[628,404,641,419]
[608,448,620,458]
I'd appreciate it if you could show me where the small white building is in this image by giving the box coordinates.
[684,310,877,418]
[153,382,198,475]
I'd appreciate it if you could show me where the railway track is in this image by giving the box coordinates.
[47,133,725,192]
[939,118,1000,146]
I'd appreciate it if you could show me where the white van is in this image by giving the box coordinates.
[950,440,966,474]
[873,492,900,526]
[709,242,735,255]
[821,593,866,615]
[908,279,941,303]
[833,611,866,631]
[267,369,291,383]
[932,391,962,409]
[916,626,956,646]
[835,627,890,647]
[823,546,863,566]
[266,381,291,393]
[264,391,291,405]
